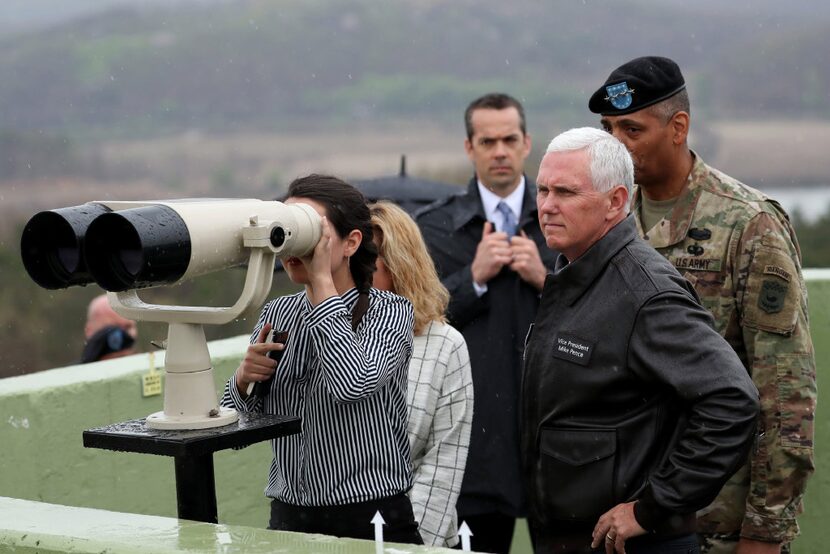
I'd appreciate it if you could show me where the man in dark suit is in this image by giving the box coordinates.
[416,93,557,554]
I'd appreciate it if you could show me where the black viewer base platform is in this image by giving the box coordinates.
[83,412,301,523]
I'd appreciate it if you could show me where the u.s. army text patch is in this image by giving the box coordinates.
[671,257,722,272]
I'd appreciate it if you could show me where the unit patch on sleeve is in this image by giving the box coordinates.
[763,264,792,282]
[743,245,800,335]
[758,279,788,314]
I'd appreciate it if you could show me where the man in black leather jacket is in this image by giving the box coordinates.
[522,127,759,554]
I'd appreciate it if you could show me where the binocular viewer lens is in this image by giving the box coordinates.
[21,199,321,292]
[21,203,192,291]
[85,205,191,292]
[20,203,112,289]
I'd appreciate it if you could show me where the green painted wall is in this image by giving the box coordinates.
[0,335,272,529]
[0,496,451,553]
[0,281,828,553]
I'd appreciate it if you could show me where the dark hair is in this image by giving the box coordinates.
[464,93,527,140]
[649,88,691,123]
[286,174,377,296]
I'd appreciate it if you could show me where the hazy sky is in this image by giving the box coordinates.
[2,0,829,34]
[0,0,224,32]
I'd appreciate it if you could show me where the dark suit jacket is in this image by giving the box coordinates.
[416,176,558,517]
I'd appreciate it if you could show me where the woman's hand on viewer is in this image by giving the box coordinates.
[305,216,338,305]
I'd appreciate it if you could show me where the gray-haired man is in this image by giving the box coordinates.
[521,127,759,554]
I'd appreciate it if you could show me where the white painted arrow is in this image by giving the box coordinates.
[458,520,473,552]
[371,510,386,554]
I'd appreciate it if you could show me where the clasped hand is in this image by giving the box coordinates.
[471,222,546,291]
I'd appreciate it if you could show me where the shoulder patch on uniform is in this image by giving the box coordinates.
[742,242,801,335]
[763,265,791,282]
[758,279,788,314]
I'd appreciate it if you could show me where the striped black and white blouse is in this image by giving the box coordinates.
[221,287,415,506]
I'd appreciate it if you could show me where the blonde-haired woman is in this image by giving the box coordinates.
[369,201,473,548]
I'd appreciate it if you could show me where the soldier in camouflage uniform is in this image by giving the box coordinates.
[589,56,816,554]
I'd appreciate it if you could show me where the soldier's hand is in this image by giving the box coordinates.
[735,538,781,554]
[510,231,547,291]
[471,221,512,286]
[590,501,646,554]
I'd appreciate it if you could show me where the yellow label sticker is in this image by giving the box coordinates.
[142,352,162,397]
[142,373,162,397]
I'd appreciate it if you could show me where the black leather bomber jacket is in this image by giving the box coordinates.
[521,216,759,536]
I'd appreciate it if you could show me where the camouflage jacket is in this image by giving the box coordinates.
[632,153,816,543]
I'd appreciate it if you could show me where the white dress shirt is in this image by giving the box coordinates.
[472,177,526,296]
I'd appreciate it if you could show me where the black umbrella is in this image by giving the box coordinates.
[271,157,457,272]
[352,155,459,214]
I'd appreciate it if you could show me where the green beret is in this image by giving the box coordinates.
[589,56,686,116]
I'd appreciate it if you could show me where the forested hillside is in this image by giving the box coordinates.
[1,0,828,376]
[0,0,827,137]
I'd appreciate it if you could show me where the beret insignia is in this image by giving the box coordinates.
[605,81,635,110]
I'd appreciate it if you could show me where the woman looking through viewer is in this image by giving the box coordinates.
[221,175,421,543]
[369,201,473,547]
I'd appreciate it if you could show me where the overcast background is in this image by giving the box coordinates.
[1,0,828,374]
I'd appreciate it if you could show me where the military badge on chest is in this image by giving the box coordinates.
[686,227,710,253]
[670,227,722,272]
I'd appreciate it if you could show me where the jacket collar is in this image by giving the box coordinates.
[548,215,638,306]
[451,175,538,231]
[632,151,707,248]
[450,177,487,230]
